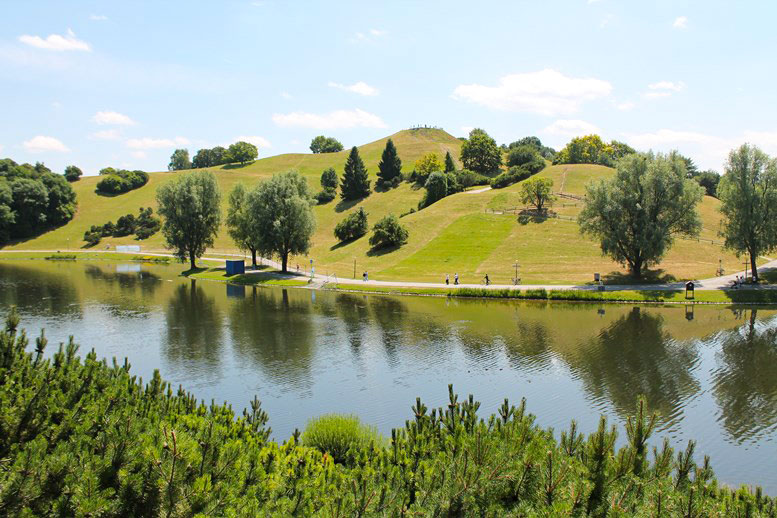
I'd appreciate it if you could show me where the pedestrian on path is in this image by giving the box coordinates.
[454,273,459,285]
[445,274,449,285]
[484,273,490,286]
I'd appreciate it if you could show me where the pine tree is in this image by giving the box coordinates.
[444,151,456,173]
[340,146,371,200]
[377,139,402,187]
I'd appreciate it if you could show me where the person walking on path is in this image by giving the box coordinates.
[484,273,490,286]
[445,274,449,285]
[454,273,459,285]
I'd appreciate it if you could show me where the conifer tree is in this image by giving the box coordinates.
[444,151,456,173]
[377,138,402,187]
[340,146,371,200]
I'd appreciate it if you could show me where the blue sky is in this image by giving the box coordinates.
[2,0,777,175]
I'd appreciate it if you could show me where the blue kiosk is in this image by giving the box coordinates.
[225,259,245,275]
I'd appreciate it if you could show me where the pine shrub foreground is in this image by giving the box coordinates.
[1,307,774,517]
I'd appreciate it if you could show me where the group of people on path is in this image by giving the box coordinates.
[731,275,747,289]
[444,273,490,285]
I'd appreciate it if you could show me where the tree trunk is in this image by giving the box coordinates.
[251,249,257,268]
[281,252,288,273]
[630,258,643,279]
[189,251,196,270]
[750,252,758,282]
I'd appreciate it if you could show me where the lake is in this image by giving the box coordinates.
[1,258,777,492]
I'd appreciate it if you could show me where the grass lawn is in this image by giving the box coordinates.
[186,266,309,287]
[2,128,757,286]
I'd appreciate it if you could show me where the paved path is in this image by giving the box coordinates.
[465,186,492,194]
[4,249,777,292]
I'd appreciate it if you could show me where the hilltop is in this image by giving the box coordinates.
[2,128,750,284]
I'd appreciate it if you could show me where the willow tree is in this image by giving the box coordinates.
[156,170,221,269]
[226,183,261,267]
[718,144,777,281]
[578,152,703,278]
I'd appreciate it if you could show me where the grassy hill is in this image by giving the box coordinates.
[3,128,753,284]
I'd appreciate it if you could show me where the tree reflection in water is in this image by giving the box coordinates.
[164,279,224,370]
[713,310,777,442]
[0,262,82,319]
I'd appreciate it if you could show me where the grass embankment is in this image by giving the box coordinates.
[3,128,755,286]
[2,311,773,515]
[185,266,309,287]
[331,283,777,304]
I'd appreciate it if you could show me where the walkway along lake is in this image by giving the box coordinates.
[2,259,777,492]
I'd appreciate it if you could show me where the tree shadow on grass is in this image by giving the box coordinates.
[335,197,362,213]
[329,236,365,251]
[366,244,401,257]
[222,162,254,170]
[181,267,210,276]
[601,269,677,285]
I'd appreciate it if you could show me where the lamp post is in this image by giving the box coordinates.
[513,260,520,285]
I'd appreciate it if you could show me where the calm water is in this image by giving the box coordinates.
[2,259,777,492]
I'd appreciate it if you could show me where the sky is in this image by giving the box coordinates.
[2,0,777,175]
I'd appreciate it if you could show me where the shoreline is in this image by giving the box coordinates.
[3,249,777,306]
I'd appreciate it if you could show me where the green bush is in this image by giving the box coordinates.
[506,145,545,174]
[490,166,532,188]
[96,169,149,195]
[369,214,408,249]
[455,169,490,188]
[302,414,383,465]
[334,207,368,242]
[314,187,337,204]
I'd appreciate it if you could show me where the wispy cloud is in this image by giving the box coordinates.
[23,135,70,152]
[126,136,190,149]
[131,151,147,159]
[644,81,686,99]
[19,29,91,52]
[89,14,108,21]
[673,16,688,29]
[93,111,136,125]
[616,101,635,111]
[542,119,601,137]
[452,69,612,116]
[272,109,387,130]
[280,91,292,100]
[327,81,379,96]
[350,28,388,43]
[91,129,122,141]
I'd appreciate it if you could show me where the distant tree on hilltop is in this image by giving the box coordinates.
[310,135,344,153]
[460,128,502,175]
[168,149,191,171]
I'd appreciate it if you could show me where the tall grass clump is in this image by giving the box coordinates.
[302,414,383,464]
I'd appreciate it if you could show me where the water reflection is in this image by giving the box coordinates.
[0,262,82,318]
[228,287,315,389]
[164,280,224,371]
[713,310,777,442]
[572,307,700,423]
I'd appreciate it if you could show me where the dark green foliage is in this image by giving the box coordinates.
[168,148,191,171]
[96,169,149,195]
[491,166,532,188]
[135,207,162,239]
[1,309,774,516]
[454,169,490,188]
[302,414,382,465]
[340,146,371,200]
[310,135,344,153]
[83,208,161,245]
[369,214,408,249]
[377,138,402,188]
[315,168,339,203]
[192,146,229,168]
[460,128,502,175]
[64,165,83,182]
[444,151,456,173]
[506,145,546,174]
[0,159,77,243]
[504,136,556,159]
[691,170,721,197]
[115,213,137,236]
[419,172,462,209]
[226,141,258,165]
[554,135,636,167]
[334,207,368,242]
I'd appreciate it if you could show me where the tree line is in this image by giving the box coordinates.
[168,141,260,171]
[1,309,773,515]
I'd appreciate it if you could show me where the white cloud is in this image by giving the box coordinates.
[327,81,379,96]
[370,29,388,37]
[451,69,612,116]
[126,136,190,149]
[18,29,91,52]
[648,81,686,92]
[89,14,108,21]
[272,109,387,130]
[23,135,70,152]
[616,101,635,111]
[599,14,614,28]
[93,111,135,125]
[234,135,272,149]
[542,119,601,137]
[91,129,122,140]
[280,91,292,99]
[588,0,602,3]
[350,28,388,43]
[131,151,147,159]
[645,92,672,99]
[673,16,688,29]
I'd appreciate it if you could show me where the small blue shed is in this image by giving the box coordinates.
[225,259,245,275]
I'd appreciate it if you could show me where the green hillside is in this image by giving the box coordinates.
[3,128,751,284]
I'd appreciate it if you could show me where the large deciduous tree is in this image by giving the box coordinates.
[520,177,555,212]
[310,135,344,153]
[226,183,261,267]
[253,170,315,272]
[168,149,191,171]
[578,152,703,278]
[377,138,402,187]
[227,141,258,165]
[64,165,82,182]
[718,144,777,281]
[460,128,502,175]
[156,170,221,270]
[340,146,371,200]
